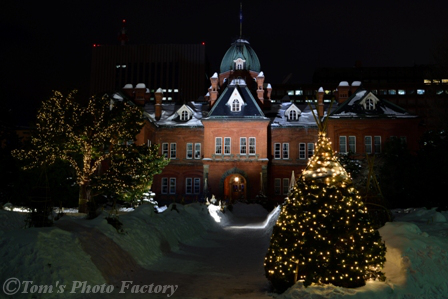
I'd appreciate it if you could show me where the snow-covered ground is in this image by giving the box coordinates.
[1,203,448,298]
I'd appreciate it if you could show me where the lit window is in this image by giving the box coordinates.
[433,79,440,84]
[442,79,448,84]
[224,137,231,155]
[388,89,396,95]
[417,89,425,95]
[288,90,294,96]
[240,137,247,154]
[249,137,256,155]
[424,79,431,85]
[215,138,222,154]
[398,89,406,95]
[295,90,303,95]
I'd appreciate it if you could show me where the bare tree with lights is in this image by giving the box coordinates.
[13,90,168,214]
[264,107,386,292]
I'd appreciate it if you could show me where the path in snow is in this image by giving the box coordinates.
[56,211,276,299]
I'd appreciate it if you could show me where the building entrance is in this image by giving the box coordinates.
[224,174,246,203]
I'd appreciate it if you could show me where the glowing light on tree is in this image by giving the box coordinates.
[13,90,168,213]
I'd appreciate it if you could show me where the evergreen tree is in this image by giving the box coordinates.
[264,131,386,292]
[13,90,168,213]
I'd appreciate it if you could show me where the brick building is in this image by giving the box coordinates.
[113,39,419,204]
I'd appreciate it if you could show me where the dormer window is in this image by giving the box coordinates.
[176,104,194,121]
[285,104,301,121]
[365,98,375,110]
[180,110,189,121]
[234,58,245,70]
[231,99,241,112]
[226,88,244,112]
[360,93,379,111]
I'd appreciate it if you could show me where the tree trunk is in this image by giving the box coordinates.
[78,183,90,214]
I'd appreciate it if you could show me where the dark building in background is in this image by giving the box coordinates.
[90,44,208,102]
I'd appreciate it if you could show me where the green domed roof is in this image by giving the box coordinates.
[219,39,261,74]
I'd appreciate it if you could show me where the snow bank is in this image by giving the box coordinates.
[0,203,217,298]
[278,208,448,299]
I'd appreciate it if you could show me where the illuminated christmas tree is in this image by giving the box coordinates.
[13,90,168,214]
[264,113,386,292]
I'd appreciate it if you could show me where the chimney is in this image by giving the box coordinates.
[155,88,163,121]
[317,87,324,118]
[266,83,272,100]
[123,84,134,98]
[351,81,361,95]
[337,81,350,104]
[256,72,265,101]
[134,83,146,106]
[209,72,219,108]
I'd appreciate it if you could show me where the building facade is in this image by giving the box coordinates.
[111,39,420,205]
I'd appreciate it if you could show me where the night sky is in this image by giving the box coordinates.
[2,0,447,124]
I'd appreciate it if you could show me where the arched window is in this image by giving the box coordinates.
[231,99,241,112]
[180,110,189,121]
[289,110,297,120]
[365,98,375,110]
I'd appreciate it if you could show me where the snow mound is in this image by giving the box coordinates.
[0,209,27,233]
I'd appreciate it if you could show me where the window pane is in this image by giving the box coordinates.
[224,137,231,155]
[283,178,290,195]
[186,178,192,194]
[249,137,256,155]
[169,178,176,194]
[299,143,306,159]
[274,178,281,195]
[274,143,281,159]
[162,143,169,158]
[282,143,289,159]
[170,143,177,159]
[374,136,381,154]
[215,138,222,154]
[194,178,200,194]
[186,143,193,159]
[349,136,356,153]
[240,137,247,154]
[365,136,372,154]
[162,178,168,194]
[195,143,201,159]
[307,143,314,158]
[339,136,347,154]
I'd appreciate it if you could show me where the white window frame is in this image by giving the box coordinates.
[194,143,201,159]
[274,143,281,159]
[161,178,168,194]
[224,137,231,155]
[162,143,169,158]
[194,178,200,194]
[349,136,356,153]
[274,178,281,195]
[240,137,247,154]
[282,143,289,159]
[186,143,193,159]
[215,137,222,155]
[180,110,189,121]
[249,137,256,155]
[283,178,290,195]
[231,99,241,112]
[170,143,177,159]
[307,143,314,158]
[299,143,306,159]
[339,136,347,154]
[365,136,372,154]
[374,136,381,154]
[169,178,176,194]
